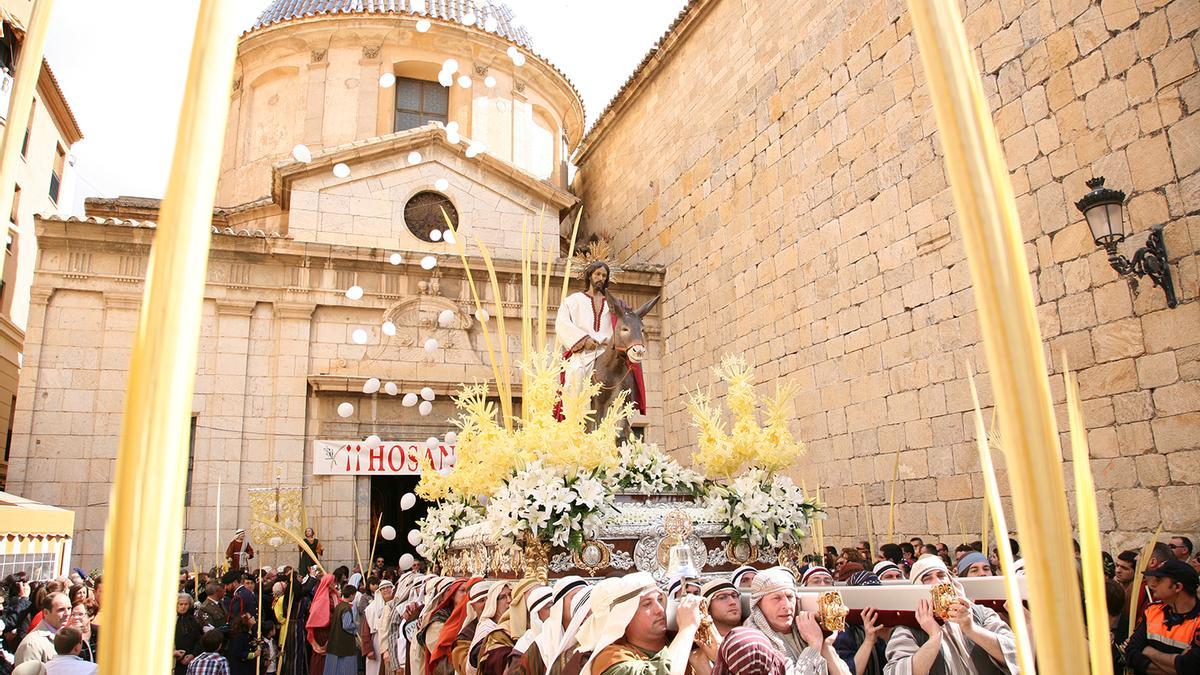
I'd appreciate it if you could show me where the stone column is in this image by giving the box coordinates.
[304,50,330,147]
[211,300,256,557]
[7,287,52,497]
[358,46,382,139]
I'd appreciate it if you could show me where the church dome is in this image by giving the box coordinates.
[250,0,534,48]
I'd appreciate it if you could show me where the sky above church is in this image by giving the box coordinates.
[42,0,689,214]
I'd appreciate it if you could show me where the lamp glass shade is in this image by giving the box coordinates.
[1084,201,1124,246]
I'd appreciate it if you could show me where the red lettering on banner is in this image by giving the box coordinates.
[369,445,385,472]
[387,445,402,472]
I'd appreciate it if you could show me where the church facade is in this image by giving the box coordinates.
[3,1,664,570]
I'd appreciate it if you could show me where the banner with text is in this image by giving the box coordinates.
[312,440,456,476]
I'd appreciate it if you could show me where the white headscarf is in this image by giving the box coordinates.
[365,580,394,632]
[535,576,588,667]
[549,588,593,670]
[514,586,554,653]
[469,580,512,672]
[581,573,660,675]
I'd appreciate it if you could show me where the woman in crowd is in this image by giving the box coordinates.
[172,593,204,674]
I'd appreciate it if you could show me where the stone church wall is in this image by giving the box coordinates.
[574,0,1199,551]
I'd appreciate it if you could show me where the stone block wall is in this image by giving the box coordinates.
[575,0,1199,551]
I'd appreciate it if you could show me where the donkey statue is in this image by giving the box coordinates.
[590,291,659,443]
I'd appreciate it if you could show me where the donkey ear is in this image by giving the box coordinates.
[604,291,626,317]
[634,295,660,318]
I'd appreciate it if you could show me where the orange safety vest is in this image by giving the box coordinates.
[1144,602,1200,653]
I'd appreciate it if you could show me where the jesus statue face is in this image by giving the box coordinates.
[588,265,609,293]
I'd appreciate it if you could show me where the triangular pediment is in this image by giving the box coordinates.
[272,124,577,213]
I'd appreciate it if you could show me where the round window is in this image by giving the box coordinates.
[404,191,459,242]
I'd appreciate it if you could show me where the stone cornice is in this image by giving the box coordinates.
[270,124,579,213]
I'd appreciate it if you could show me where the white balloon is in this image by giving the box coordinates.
[415,19,431,32]
[437,467,451,477]
[513,52,526,67]
[382,320,397,336]
[379,73,396,88]
[484,75,496,88]
[384,381,399,396]
[430,229,442,241]
[416,543,429,555]
[442,229,457,245]
[337,402,354,418]
[465,142,485,158]
[363,377,381,394]
[402,392,419,407]
[399,553,415,570]
[457,75,472,88]
[345,285,364,300]
[389,252,403,265]
[407,151,422,165]
[421,255,437,270]
[408,530,424,545]
[418,400,433,416]
[381,525,397,541]
[462,11,476,26]
[435,178,450,191]
[444,450,457,464]
[483,15,497,32]
[365,434,382,449]
[474,308,490,322]
[438,70,453,87]
[446,129,461,144]
[292,144,313,163]
[352,328,369,344]
[438,309,456,327]
[426,437,440,450]
[420,387,436,401]
[424,337,439,353]
[400,493,417,510]
[446,121,459,133]
[333,162,351,178]
[445,431,458,444]
[506,46,519,59]
[442,58,459,74]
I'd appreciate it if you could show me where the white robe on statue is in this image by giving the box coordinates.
[554,291,613,393]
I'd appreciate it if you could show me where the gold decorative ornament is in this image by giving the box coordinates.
[572,539,612,575]
[725,540,759,565]
[930,583,957,620]
[657,510,694,567]
[817,591,848,632]
[776,544,804,574]
[522,534,550,583]
[696,597,716,647]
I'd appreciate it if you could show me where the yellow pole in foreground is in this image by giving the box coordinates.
[98,1,240,673]
[905,0,1088,670]
[0,0,55,279]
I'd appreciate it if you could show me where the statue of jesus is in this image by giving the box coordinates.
[554,260,647,417]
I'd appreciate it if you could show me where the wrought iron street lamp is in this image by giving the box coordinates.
[1074,177,1177,308]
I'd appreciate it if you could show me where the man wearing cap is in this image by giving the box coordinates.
[798,567,834,588]
[954,553,991,578]
[225,529,255,571]
[883,556,1018,675]
[731,567,758,593]
[873,562,905,582]
[1124,559,1199,675]
[743,567,849,674]
[701,580,743,639]
[529,576,589,675]
[584,572,703,675]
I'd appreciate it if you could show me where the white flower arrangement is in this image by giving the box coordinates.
[605,439,707,495]
[418,495,484,561]
[484,461,615,551]
[704,468,823,549]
